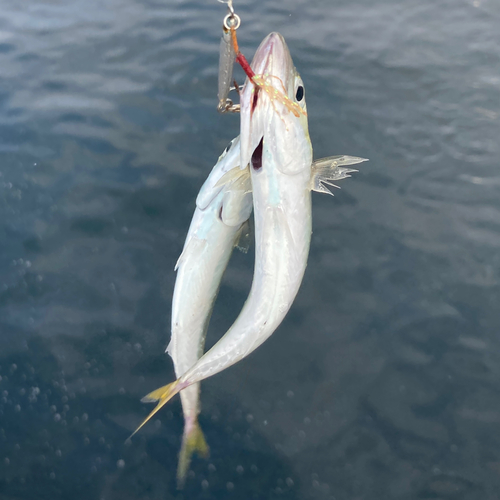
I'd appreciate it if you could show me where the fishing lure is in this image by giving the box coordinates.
[217,0,240,113]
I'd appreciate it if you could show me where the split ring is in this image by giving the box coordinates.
[223,13,241,30]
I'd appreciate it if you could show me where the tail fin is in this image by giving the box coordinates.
[177,420,209,489]
[129,380,181,439]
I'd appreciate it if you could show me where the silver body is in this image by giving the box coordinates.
[169,136,252,421]
[178,33,312,386]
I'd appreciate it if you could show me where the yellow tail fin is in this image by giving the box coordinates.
[177,421,209,489]
[129,380,181,439]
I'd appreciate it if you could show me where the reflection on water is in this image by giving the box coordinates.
[1,0,500,498]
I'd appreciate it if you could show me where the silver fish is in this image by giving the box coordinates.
[132,33,366,437]
[131,137,252,485]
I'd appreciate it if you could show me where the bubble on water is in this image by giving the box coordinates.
[117,459,125,469]
[82,413,88,422]
[50,405,57,413]
[263,420,268,426]
[286,477,294,487]
[54,413,61,422]
[226,482,234,491]
[246,414,254,423]
[287,390,294,398]
[208,463,216,472]
[201,479,209,490]
[304,417,311,425]
[14,405,21,412]
[118,387,125,395]
[236,465,244,474]
[4,457,10,465]
[55,449,62,457]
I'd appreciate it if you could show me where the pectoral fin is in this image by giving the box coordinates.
[311,155,367,196]
[214,164,250,189]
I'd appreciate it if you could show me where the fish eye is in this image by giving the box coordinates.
[295,85,304,102]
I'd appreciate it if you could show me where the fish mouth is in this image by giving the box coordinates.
[240,32,294,171]
[250,32,291,83]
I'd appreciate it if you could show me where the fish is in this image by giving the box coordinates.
[164,136,252,487]
[131,32,367,440]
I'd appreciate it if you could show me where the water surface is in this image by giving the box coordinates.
[1,0,500,499]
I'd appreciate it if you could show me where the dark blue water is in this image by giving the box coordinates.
[2,0,500,499]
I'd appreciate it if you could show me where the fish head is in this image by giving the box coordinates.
[240,32,312,175]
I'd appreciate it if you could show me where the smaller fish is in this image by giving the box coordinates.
[164,136,252,487]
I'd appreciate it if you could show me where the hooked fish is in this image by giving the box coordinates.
[132,32,366,439]
[163,137,251,487]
